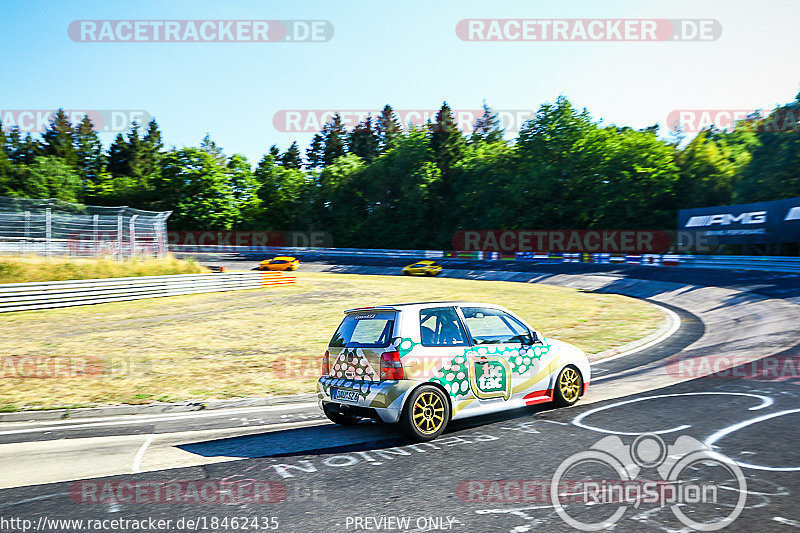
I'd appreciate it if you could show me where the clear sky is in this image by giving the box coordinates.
[2,0,799,164]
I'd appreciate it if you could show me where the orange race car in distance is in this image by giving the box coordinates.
[258,256,300,271]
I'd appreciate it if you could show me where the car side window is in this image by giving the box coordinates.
[419,307,469,347]
[461,307,532,345]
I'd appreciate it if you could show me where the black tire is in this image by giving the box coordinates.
[553,365,583,407]
[402,270,409,276]
[401,385,450,441]
[323,405,360,426]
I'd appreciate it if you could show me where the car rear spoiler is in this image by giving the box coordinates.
[344,306,398,314]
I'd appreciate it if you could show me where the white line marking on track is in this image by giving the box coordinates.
[572,392,773,435]
[705,408,800,471]
[131,434,154,473]
[774,517,800,528]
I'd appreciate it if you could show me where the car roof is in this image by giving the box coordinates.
[344,302,509,314]
[272,256,297,260]
[411,260,436,264]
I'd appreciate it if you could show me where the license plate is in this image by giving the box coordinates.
[332,388,360,402]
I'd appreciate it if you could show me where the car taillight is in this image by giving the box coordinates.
[321,350,330,376]
[380,350,404,380]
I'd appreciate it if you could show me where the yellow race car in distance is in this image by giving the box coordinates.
[259,256,300,271]
[401,260,442,276]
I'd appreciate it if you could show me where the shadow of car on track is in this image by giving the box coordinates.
[178,405,557,459]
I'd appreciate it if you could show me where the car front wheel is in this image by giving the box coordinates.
[554,366,583,407]
[401,385,450,441]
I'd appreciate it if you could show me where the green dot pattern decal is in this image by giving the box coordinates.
[429,343,551,398]
[430,355,471,397]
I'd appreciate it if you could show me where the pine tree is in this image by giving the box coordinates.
[429,102,464,177]
[269,145,280,158]
[279,141,303,169]
[40,109,77,167]
[73,115,105,192]
[305,134,325,169]
[376,105,402,153]
[471,101,504,143]
[322,114,347,166]
[349,116,379,162]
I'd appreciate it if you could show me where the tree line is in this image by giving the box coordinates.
[1,95,798,249]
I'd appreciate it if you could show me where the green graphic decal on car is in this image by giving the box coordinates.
[428,343,551,400]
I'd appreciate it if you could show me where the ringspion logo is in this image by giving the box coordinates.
[456,19,721,41]
[68,20,333,42]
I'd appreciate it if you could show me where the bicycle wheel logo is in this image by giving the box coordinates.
[550,433,747,531]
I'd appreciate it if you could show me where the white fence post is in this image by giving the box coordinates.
[92,214,99,257]
[45,208,52,258]
[130,214,138,259]
[117,214,123,260]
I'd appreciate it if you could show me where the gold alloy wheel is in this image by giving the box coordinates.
[412,391,445,434]
[559,367,581,403]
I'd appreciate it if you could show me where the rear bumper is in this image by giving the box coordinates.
[317,376,417,423]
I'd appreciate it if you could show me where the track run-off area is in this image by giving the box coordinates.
[1,256,800,532]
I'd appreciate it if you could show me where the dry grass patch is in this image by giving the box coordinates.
[0,271,664,410]
[0,255,207,284]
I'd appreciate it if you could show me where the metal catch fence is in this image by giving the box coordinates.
[0,196,171,259]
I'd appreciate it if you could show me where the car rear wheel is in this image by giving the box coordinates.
[401,385,450,441]
[554,365,582,407]
[323,405,360,426]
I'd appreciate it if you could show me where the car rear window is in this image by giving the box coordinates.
[329,311,396,348]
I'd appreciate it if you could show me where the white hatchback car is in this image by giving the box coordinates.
[318,302,590,440]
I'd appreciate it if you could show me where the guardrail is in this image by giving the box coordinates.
[170,245,800,273]
[0,272,295,313]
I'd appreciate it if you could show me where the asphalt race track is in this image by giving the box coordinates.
[1,255,800,532]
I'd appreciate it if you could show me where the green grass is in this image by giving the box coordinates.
[0,255,207,284]
[0,271,664,411]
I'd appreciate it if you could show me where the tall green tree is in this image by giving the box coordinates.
[348,116,379,163]
[471,101,504,144]
[158,148,240,229]
[226,153,260,225]
[322,114,347,166]
[40,109,77,167]
[73,115,105,195]
[279,141,303,169]
[305,134,325,169]
[375,104,402,153]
